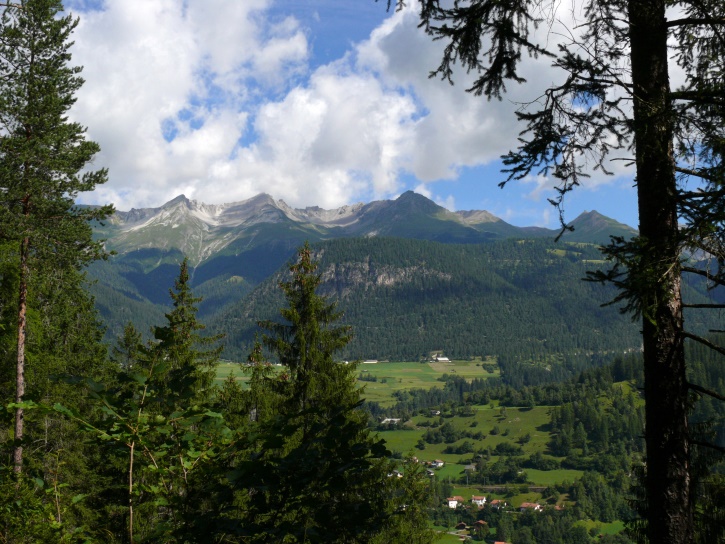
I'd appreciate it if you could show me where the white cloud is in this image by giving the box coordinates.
[68,0,638,216]
[71,0,309,210]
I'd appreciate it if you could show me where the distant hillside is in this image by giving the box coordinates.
[88,192,639,346]
[565,210,638,244]
[213,237,645,362]
[95,191,638,265]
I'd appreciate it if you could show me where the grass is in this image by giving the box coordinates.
[217,359,582,489]
[377,404,578,488]
[578,520,627,535]
[216,359,501,404]
[524,469,584,485]
[358,360,500,406]
[434,532,467,543]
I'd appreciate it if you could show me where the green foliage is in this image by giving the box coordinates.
[54,259,228,542]
[0,241,115,539]
[152,257,223,398]
[222,237,668,361]
[0,0,112,497]
[218,243,433,543]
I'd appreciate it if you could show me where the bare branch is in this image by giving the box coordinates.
[682,303,725,309]
[675,166,716,181]
[681,331,725,357]
[682,266,725,288]
[666,17,725,28]
[689,382,725,402]
[670,90,725,105]
[691,440,725,454]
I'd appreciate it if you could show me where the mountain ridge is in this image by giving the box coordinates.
[99,191,637,265]
[87,192,640,345]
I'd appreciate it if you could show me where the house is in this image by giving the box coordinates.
[489,499,506,510]
[435,356,450,362]
[430,409,441,416]
[519,502,542,512]
[471,495,486,507]
[430,459,445,468]
[380,418,401,425]
[455,522,467,530]
[447,496,465,509]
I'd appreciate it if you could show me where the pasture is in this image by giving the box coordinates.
[358,359,500,406]
[215,358,500,404]
[378,404,582,487]
[215,358,581,488]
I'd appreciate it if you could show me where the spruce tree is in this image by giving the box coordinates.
[59,259,227,542]
[224,243,433,543]
[0,0,112,474]
[152,257,223,400]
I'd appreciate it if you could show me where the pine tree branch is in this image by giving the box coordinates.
[675,166,716,181]
[688,382,725,402]
[682,266,725,288]
[681,331,725,357]
[669,90,725,105]
[691,440,725,454]
[666,17,725,28]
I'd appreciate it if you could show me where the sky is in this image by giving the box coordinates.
[66,0,640,229]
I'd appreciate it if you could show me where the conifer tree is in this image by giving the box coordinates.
[0,0,112,474]
[223,243,433,543]
[152,257,223,400]
[59,259,227,542]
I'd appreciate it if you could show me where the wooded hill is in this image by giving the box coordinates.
[85,189,721,366]
[212,237,720,362]
[89,192,637,358]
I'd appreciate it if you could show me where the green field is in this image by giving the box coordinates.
[378,404,581,487]
[216,358,500,403]
[357,359,499,406]
[216,359,581,489]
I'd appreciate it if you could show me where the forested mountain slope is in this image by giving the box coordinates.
[215,237,647,361]
[87,192,637,342]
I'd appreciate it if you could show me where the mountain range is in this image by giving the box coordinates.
[87,191,643,361]
[95,191,637,264]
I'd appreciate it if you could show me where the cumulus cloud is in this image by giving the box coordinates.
[68,0,637,221]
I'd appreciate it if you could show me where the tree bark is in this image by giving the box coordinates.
[628,0,693,541]
[13,235,29,474]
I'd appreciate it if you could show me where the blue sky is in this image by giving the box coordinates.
[66,0,640,228]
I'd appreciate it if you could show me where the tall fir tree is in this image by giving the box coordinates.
[219,243,433,543]
[0,0,112,475]
[152,257,223,401]
[57,258,228,542]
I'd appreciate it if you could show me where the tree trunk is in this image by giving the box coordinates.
[13,236,29,474]
[628,0,692,541]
